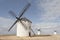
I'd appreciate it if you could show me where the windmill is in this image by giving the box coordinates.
[36,28,41,35]
[8,3,35,37]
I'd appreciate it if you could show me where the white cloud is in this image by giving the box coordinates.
[31,0,60,34]
[36,23,60,28]
[1,0,60,35]
[36,0,60,22]
[0,17,16,35]
[32,0,60,28]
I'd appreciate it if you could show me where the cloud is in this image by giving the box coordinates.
[32,0,60,28]
[35,23,60,28]
[1,0,60,35]
[0,17,16,35]
[32,22,60,35]
[30,0,60,34]
[35,0,60,22]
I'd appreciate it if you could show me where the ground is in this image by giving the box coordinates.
[0,35,60,40]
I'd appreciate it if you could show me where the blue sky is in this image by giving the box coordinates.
[0,0,60,35]
[0,0,41,23]
[0,0,42,35]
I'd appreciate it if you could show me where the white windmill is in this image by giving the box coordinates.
[8,3,35,37]
[35,28,41,35]
[54,31,57,35]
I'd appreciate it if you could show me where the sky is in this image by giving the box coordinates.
[0,0,60,35]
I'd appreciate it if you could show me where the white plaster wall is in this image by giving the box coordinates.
[16,21,29,37]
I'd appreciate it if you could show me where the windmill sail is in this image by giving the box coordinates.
[8,3,31,31]
[8,3,35,36]
[19,3,31,18]
[8,20,18,31]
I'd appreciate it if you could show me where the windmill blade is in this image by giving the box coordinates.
[20,20,27,29]
[8,20,18,32]
[19,3,31,18]
[31,28,35,35]
[9,10,17,19]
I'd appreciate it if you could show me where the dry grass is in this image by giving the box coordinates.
[0,35,60,40]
